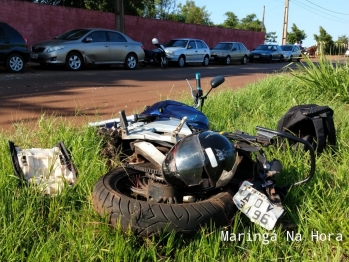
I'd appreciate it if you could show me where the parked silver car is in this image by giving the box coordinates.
[280,45,302,62]
[30,28,145,70]
[164,38,210,67]
[210,42,250,65]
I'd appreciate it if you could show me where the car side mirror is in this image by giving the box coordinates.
[85,37,92,43]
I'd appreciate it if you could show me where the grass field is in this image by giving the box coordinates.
[0,57,348,261]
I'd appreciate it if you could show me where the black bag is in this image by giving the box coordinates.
[277,104,336,154]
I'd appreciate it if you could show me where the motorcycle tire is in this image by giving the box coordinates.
[92,167,236,237]
[161,57,169,69]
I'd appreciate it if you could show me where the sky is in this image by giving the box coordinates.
[176,0,349,48]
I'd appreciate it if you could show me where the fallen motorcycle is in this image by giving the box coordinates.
[139,38,168,69]
[89,74,315,237]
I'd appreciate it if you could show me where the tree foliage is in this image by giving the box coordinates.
[175,0,212,25]
[221,12,239,28]
[265,32,277,43]
[236,14,263,31]
[336,35,348,44]
[287,23,307,44]
[314,26,334,54]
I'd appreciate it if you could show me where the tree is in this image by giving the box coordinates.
[221,12,239,28]
[336,35,348,44]
[265,32,277,43]
[287,23,307,44]
[236,14,263,32]
[314,26,334,54]
[175,0,212,25]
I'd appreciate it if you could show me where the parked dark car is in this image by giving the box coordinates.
[250,44,284,63]
[0,22,30,72]
[30,28,145,70]
[210,42,250,65]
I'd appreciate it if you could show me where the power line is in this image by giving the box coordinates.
[291,0,349,23]
[305,0,349,15]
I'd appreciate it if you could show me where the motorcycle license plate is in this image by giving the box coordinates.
[233,181,284,230]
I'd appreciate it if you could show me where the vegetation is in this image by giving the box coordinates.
[1,57,349,261]
[287,23,307,45]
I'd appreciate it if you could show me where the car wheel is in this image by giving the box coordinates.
[297,57,301,62]
[6,53,25,73]
[66,52,83,71]
[224,56,231,65]
[241,55,247,65]
[202,55,209,66]
[178,55,185,67]
[124,53,138,69]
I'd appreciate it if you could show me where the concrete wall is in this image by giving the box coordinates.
[0,0,265,50]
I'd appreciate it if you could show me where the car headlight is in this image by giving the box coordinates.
[46,46,65,53]
[166,51,175,56]
[261,53,267,56]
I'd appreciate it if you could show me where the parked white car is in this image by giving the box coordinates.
[280,45,302,62]
[164,38,211,67]
[345,49,349,57]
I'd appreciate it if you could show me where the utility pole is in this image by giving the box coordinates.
[115,0,125,33]
[262,6,265,32]
[282,0,289,45]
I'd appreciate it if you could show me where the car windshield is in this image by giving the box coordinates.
[55,29,90,40]
[165,40,188,48]
[255,45,275,51]
[213,43,232,50]
[281,46,293,51]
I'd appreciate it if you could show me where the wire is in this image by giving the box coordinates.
[305,0,349,15]
[291,0,349,23]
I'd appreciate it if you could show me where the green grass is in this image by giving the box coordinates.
[1,57,349,261]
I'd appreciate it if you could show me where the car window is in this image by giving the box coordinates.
[164,39,188,48]
[108,32,126,42]
[88,31,107,42]
[188,40,196,49]
[213,43,230,50]
[0,26,6,39]
[256,45,272,50]
[281,46,292,51]
[55,29,90,40]
[233,43,239,50]
[196,41,207,49]
[238,43,247,50]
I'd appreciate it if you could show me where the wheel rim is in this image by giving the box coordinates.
[127,55,137,69]
[179,57,185,67]
[243,56,246,64]
[9,56,24,72]
[68,55,81,70]
[204,56,209,65]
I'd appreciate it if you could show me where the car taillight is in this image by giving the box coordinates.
[24,37,27,45]
[141,45,144,50]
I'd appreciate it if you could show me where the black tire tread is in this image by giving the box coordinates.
[92,167,236,237]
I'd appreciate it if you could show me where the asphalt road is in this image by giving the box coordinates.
[0,61,295,131]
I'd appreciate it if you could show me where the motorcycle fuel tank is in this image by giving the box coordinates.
[139,100,209,130]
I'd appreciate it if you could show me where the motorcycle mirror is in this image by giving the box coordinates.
[210,76,225,89]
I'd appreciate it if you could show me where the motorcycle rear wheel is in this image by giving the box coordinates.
[92,167,236,237]
[161,57,169,69]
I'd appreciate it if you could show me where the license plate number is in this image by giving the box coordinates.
[30,53,38,59]
[254,55,259,58]
[233,181,284,230]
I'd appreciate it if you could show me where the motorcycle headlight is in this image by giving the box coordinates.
[46,46,65,53]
